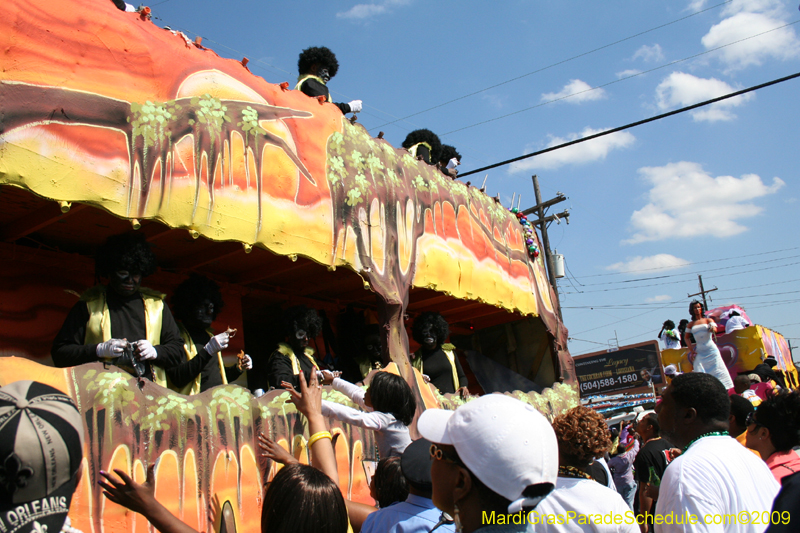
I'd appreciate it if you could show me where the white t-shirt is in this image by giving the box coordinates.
[320,378,411,457]
[659,330,681,350]
[655,435,779,533]
[725,316,749,335]
[530,477,638,532]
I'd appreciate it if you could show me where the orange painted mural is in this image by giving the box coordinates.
[0,0,564,359]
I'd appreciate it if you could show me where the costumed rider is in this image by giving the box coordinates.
[165,275,252,394]
[437,144,461,178]
[296,46,362,115]
[658,319,681,350]
[401,129,441,165]
[267,305,323,389]
[51,232,185,386]
[410,311,468,396]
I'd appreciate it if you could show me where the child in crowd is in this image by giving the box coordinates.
[321,370,415,457]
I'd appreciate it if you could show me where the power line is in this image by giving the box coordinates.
[368,0,733,131]
[562,259,800,294]
[572,253,800,288]
[459,64,800,177]
[576,247,799,278]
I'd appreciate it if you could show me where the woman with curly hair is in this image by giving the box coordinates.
[410,312,467,396]
[296,46,362,115]
[266,305,323,389]
[51,232,185,385]
[746,390,800,482]
[533,406,637,532]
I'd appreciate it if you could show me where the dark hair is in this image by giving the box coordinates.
[411,312,449,347]
[669,372,730,423]
[689,299,705,318]
[663,320,675,330]
[368,372,417,426]
[283,305,323,339]
[402,129,442,164]
[729,311,740,317]
[438,144,461,165]
[729,394,754,429]
[261,463,347,533]
[298,46,339,78]
[679,319,689,327]
[643,413,660,435]
[754,391,800,452]
[733,374,751,392]
[171,275,225,322]
[95,232,158,279]
[373,457,408,508]
[552,406,612,468]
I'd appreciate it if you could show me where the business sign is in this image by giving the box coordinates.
[574,341,663,397]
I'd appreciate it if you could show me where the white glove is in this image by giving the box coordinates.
[240,353,253,371]
[446,157,460,170]
[204,331,229,354]
[134,340,158,361]
[348,100,362,113]
[96,339,126,359]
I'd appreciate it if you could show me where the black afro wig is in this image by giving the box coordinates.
[171,274,225,322]
[402,129,442,164]
[298,46,339,78]
[438,144,461,166]
[95,232,158,279]
[283,305,323,339]
[411,311,449,346]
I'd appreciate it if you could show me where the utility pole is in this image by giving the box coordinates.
[688,274,717,311]
[522,175,570,320]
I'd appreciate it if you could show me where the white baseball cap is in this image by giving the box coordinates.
[418,394,558,513]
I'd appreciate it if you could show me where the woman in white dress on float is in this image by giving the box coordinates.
[684,300,734,389]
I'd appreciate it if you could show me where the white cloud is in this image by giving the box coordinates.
[655,72,753,122]
[616,69,642,79]
[687,0,708,11]
[701,0,800,71]
[481,93,507,110]
[541,79,606,104]
[337,0,411,20]
[607,254,690,273]
[624,161,785,244]
[633,44,665,63]
[646,295,674,303]
[509,127,635,172]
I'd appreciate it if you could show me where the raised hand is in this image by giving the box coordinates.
[99,465,156,515]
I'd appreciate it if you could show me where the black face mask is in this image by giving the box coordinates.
[109,270,142,296]
[317,68,330,83]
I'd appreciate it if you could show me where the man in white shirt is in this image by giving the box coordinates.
[654,373,779,533]
[725,312,749,335]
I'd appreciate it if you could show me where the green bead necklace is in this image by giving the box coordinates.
[683,431,729,452]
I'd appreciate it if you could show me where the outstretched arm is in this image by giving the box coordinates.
[283,370,339,485]
[100,466,199,533]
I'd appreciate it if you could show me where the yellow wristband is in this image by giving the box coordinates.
[308,431,332,448]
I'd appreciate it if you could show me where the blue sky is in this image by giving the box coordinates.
[152,0,800,358]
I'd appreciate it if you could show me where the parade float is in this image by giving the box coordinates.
[661,305,798,389]
[0,0,578,531]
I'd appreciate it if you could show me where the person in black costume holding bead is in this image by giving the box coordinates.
[410,311,467,396]
[296,46,362,116]
[165,275,252,394]
[51,232,185,386]
[266,305,323,389]
[437,144,461,178]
